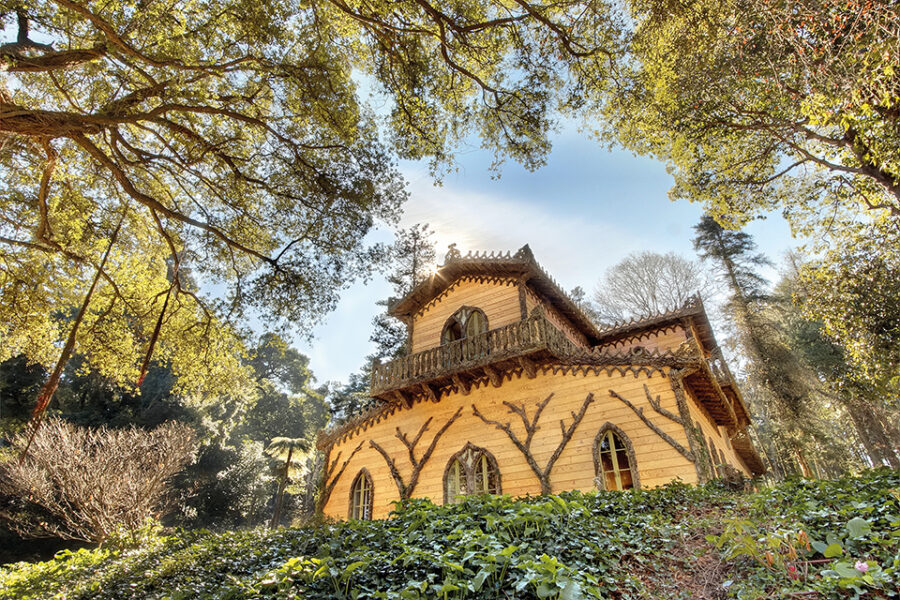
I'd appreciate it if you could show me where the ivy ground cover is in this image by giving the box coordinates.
[2,469,898,599]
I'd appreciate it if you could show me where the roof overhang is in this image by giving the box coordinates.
[389,245,604,345]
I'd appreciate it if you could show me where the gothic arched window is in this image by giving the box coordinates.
[443,443,501,504]
[594,424,639,490]
[441,307,489,346]
[349,469,374,520]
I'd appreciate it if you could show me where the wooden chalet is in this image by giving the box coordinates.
[317,245,765,520]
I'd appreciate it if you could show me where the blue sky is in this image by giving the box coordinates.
[296,126,796,385]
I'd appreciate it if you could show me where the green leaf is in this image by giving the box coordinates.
[824,543,843,558]
[846,517,871,539]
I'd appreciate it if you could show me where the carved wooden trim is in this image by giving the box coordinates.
[592,422,641,490]
[416,276,518,318]
[442,442,503,504]
[420,383,438,403]
[451,373,470,396]
[483,364,502,387]
[608,389,694,463]
[370,407,463,500]
[318,441,364,513]
[472,393,595,494]
[347,468,374,520]
[518,356,537,379]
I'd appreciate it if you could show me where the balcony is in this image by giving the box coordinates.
[370,312,578,399]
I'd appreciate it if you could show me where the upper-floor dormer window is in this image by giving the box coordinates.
[441,307,488,345]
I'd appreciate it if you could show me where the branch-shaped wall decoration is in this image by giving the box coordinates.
[317,441,364,513]
[473,393,595,494]
[370,407,463,499]
[609,388,695,462]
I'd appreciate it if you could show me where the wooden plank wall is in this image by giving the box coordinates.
[596,326,689,354]
[410,277,522,353]
[683,386,751,476]
[323,369,699,520]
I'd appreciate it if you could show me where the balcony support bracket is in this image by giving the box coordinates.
[451,373,470,396]
[420,383,439,404]
[483,365,502,388]
[518,356,537,379]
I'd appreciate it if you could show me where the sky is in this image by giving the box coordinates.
[296,126,797,385]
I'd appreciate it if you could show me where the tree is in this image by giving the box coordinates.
[0,418,195,543]
[592,251,709,324]
[693,216,846,478]
[598,0,900,234]
[264,437,309,529]
[326,368,377,423]
[370,223,438,361]
[326,224,438,423]
[0,0,623,407]
[797,220,900,397]
[567,286,602,324]
[775,257,900,468]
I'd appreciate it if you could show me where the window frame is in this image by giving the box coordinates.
[440,306,489,346]
[593,423,640,491]
[348,468,374,520]
[443,442,502,504]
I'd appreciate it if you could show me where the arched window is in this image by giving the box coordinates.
[465,309,488,338]
[349,469,373,520]
[444,443,501,504]
[442,318,464,345]
[594,424,639,490]
[440,307,489,346]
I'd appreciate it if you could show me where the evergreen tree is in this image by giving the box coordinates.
[692,216,848,478]
[777,256,900,468]
[370,224,438,361]
[327,224,437,423]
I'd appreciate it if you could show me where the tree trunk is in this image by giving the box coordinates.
[794,444,814,478]
[843,395,900,468]
[269,447,293,529]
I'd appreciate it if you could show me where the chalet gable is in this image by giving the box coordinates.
[390,244,603,353]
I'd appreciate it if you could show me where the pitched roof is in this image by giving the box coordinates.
[595,295,716,352]
[389,244,604,344]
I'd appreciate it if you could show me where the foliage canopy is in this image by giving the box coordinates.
[0,0,622,393]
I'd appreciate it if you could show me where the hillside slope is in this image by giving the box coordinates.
[2,470,898,600]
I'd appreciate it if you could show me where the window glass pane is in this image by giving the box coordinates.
[442,319,463,344]
[616,448,630,471]
[466,310,487,337]
[351,473,372,520]
[474,454,487,493]
[604,470,618,490]
[599,434,610,452]
[619,468,634,490]
[598,430,636,492]
[600,450,614,474]
[446,460,464,503]
[600,452,616,473]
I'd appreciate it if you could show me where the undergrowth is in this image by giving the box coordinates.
[1,469,897,600]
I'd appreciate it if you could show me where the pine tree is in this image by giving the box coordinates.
[370,224,437,361]
[693,216,840,478]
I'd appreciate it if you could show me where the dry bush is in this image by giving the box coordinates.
[0,418,196,543]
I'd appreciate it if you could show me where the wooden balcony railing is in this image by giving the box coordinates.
[371,313,577,394]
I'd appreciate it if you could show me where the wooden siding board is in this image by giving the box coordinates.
[323,368,702,520]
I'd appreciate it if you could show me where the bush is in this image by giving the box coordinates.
[0,418,195,543]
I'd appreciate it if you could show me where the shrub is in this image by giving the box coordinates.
[0,418,195,543]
